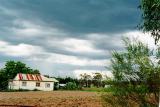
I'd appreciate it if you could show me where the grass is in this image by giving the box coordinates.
[81,87,113,92]
[4,87,114,93]
[2,88,41,92]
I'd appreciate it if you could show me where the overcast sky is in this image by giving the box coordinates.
[0,0,156,78]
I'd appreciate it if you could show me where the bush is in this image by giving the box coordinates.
[65,82,78,90]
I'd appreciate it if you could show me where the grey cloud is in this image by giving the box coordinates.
[0,0,140,34]
[0,0,141,77]
[26,62,106,77]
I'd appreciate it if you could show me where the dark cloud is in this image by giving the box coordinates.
[0,0,140,34]
[0,0,141,77]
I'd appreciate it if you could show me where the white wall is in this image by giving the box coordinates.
[9,81,54,91]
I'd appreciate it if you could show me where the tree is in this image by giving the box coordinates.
[56,77,79,85]
[0,69,8,90]
[140,1,160,106]
[93,73,103,87]
[140,0,160,44]
[0,61,40,90]
[80,73,92,87]
[32,69,40,74]
[108,38,160,106]
[4,61,39,78]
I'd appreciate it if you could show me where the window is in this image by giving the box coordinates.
[45,83,50,88]
[36,82,40,87]
[22,81,27,86]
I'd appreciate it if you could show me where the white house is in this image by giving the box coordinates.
[8,73,58,91]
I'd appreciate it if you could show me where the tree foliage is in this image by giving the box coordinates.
[93,73,103,87]
[80,73,105,88]
[109,38,160,106]
[140,0,160,44]
[56,77,79,85]
[65,82,78,90]
[80,73,92,87]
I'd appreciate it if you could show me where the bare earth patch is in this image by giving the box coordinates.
[0,91,102,107]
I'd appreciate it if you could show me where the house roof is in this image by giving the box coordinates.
[15,73,58,82]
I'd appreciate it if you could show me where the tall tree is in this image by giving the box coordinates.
[140,1,160,106]
[80,73,92,87]
[140,0,160,44]
[109,38,160,106]
[0,69,8,90]
[93,73,103,87]
[4,61,37,79]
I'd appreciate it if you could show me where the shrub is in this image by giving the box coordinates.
[65,82,78,90]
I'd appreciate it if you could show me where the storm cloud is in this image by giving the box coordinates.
[0,0,147,77]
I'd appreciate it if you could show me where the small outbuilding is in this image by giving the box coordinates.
[8,73,58,91]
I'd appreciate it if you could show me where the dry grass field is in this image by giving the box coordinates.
[0,91,102,107]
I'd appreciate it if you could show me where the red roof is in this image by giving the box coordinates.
[18,73,42,81]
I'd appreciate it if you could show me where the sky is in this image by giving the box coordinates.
[0,0,156,78]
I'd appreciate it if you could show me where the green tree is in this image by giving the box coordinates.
[80,73,92,87]
[0,69,8,90]
[93,73,103,87]
[56,77,79,85]
[4,61,38,79]
[33,69,40,74]
[65,82,78,90]
[140,1,160,106]
[106,38,159,107]
[140,0,160,44]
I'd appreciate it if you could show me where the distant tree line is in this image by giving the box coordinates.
[56,77,80,85]
[54,72,107,90]
[79,72,106,88]
[0,61,40,90]
[55,77,80,90]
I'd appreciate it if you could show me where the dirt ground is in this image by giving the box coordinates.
[0,91,102,107]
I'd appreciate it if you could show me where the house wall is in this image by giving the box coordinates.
[9,81,54,91]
